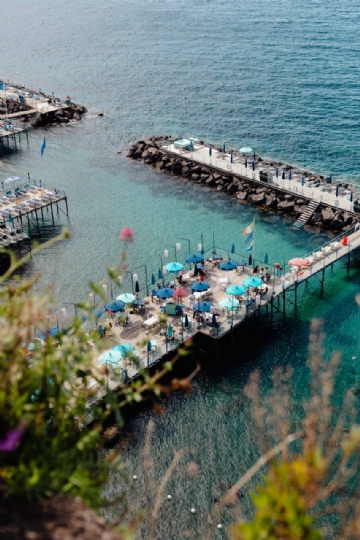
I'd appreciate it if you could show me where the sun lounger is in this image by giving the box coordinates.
[313,251,323,261]
[321,246,332,255]
[330,242,340,251]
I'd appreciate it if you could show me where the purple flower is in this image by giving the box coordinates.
[0,425,25,452]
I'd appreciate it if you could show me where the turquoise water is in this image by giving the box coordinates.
[2,0,360,536]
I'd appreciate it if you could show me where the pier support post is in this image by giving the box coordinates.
[50,203,55,226]
[294,282,298,312]
[65,197,69,218]
[320,268,325,297]
[347,253,351,276]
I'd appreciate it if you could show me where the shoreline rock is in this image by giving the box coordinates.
[126,136,360,233]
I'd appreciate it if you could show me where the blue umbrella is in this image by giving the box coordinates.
[252,161,256,171]
[184,314,190,327]
[27,338,45,352]
[248,254,253,265]
[219,260,237,271]
[226,284,246,296]
[113,343,134,355]
[264,252,269,264]
[213,253,223,260]
[135,281,140,293]
[158,267,163,280]
[166,261,184,273]
[185,253,203,263]
[275,168,279,178]
[156,287,174,299]
[282,171,285,180]
[209,147,212,156]
[191,281,210,292]
[350,191,353,202]
[104,300,125,312]
[98,349,123,366]
[243,276,263,288]
[116,293,136,304]
[193,301,213,312]
[219,297,239,310]
[230,243,235,254]
[83,308,102,319]
[147,340,152,353]
[223,143,226,153]
[230,153,233,163]
[244,157,248,168]
[253,151,256,161]
[189,140,194,151]
[301,176,305,186]
[151,273,156,285]
[329,174,332,184]
[336,185,339,197]
[289,170,292,181]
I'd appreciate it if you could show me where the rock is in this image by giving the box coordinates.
[206,176,216,186]
[237,191,248,200]
[296,199,305,205]
[201,173,210,181]
[182,166,192,177]
[321,207,335,226]
[156,161,165,170]
[191,174,200,181]
[284,194,294,200]
[228,183,239,195]
[342,212,353,226]
[330,216,344,230]
[251,193,266,205]
[277,200,295,212]
[255,187,267,194]
[312,213,323,224]
[265,195,277,207]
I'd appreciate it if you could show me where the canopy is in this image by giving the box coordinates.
[166,262,184,273]
[4,176,21,183]
[185,253,203,263]
[288,258,308,267]
[116,293,136,304]
[219,297,239,310]
[104,300,125,312]
[226,284,246,296]
[243,276,263,288]
[98,349,123,365]
[240,147,253,154]
[191,281,210,292]
[174,139,191,149]
[27,338,45,352]
[212,254,223,260]
[193,301,213,312]
[112,343,134,355]
[219,260,237,271]
[156,287,174,299]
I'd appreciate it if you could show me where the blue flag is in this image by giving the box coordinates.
[243,232,253,244]
[246,242,253,252]
[40,138,46,157]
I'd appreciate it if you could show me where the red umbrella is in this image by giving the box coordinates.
[288,258,308,267]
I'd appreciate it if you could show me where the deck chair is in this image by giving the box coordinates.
[165,303,177,316]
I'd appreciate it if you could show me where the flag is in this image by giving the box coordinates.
[40,138,46,157]
[243,232,253,244]
[242,221,254,236]
[246,242,253,252]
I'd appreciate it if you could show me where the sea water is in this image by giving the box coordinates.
[1,0,360,537]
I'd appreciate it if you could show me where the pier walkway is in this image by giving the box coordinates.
[163,143,357,214]
[82,224,360,424]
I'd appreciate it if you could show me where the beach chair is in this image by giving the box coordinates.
[330,242,340,251]
[321,246,332,256]
[165,303,177,316]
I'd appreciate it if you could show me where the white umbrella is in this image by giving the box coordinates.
[4,176,21,183]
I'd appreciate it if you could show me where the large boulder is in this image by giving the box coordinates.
[228,183,239,195]
[321,207,334,226]
[171,162,182,175]
[277,200,295,212]
[251,192,266,205]
[237,191,248,200]
[206,176,216,186]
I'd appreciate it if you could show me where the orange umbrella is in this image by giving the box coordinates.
[288,258,308,267]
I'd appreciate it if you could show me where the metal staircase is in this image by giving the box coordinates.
[293,200,319,228]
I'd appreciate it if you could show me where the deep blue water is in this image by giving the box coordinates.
[2,1,360,537]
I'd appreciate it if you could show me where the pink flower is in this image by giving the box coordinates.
[119,227,134,242]
[0,424,25,452]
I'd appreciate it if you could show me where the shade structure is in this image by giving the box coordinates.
[240,147,252,153]
[104,300,125,312]
[264,252,269,264]
[329,174,333,183]
[244,157,248,168]
[112,343,134,355]
[135,281,140,293]
[183,314,190,327]
[350,191,353,202]
[282,171,285,180]
[301,176,305,186]
[234,260,246,266]
[151,273,156,285]
[288,257,308,267]
[48,326,59,336]
[230,153,233,163]
[190,281,210,292]
[116,293,136,304]
[336,185,339,197]
[252,160,256,171]
[248,254,253,265]
[226,284,246,296]
[158,267,163,280]
[243,276,263,288]
[98,349,123,366]
[212,253,223,260]
[219,260,237,271]
[289,170,292,180]
[81,308,103,320]
[27,338,45,352]
[253,151,256,161]
[230,242,235,254]
[185,253,203,264]
[4,176,21,183]
[147,340,152,353]
[275,168,279,178]
[219,297,240,310]
[223,142,226,152]
[166,261,184,273]
[209,147,212,156]
[156,287,174,299]
[193,301,213,312]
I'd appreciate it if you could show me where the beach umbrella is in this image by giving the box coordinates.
[112,343,134,355]
[301,176,305,186]
[185,253,203,264]
[209,147,212,156]
[184,314,190,327]
[240,147,252,154]
[212,313,217,327]
[191,281,210,292]
[226,284,246,296]
[81,308,103,320]
[116,293,136,304]
[189,140,194,151]
[252,161,256,171]
[219,260,237,271]
[219,297,239,310]
[244,157,248,168]
[253,151,256,161]
[104,300,125,312]
[288,257,308,267]
[151,273,156,285]
[147,340,152,354]
[243,276,263,288]
[4,176,21,183]
[98,349,123,366]
[275,168,279,178]
[282,171,285,180]
[289,170,292,181]
[158,267,163,280]
[135,281,140,293]
[264,252,269,264]
[223,143,226,153]
[156,287,174,299]
[350,191,353,202]
[166,261,184,273]
[27,338,45,352]
[231,243,235,254]
[336,185,339,197]
[230,153,233,163]
[329,174,332,184]
[213,253,223,260]
[193,301,213,312]
[248,254,252,265]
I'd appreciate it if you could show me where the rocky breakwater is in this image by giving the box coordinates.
[127,136,359,233]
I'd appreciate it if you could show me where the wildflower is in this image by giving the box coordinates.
[119,227,134,242]
[0,425,25,452]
